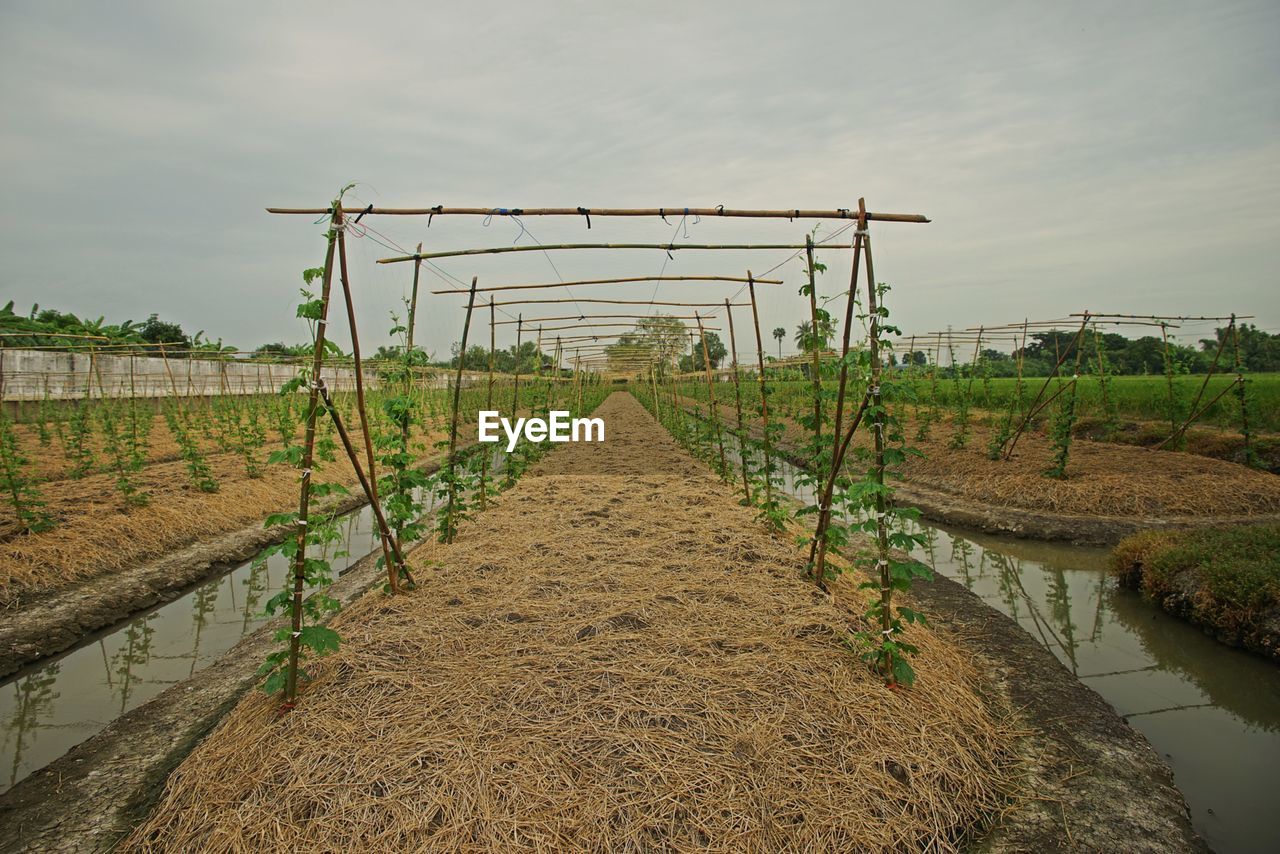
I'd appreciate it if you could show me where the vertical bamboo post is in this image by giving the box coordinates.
[725,298,751,503]
[511,316,523,416]
[1231,315,1253,463]
[574,349,583,413]
[805,233,823,465]
[546,337,562,414]
[746,272,774,509]
[650,362,662,423]
[401,241,423,456]
[533,325,544,417]
[284,206,339,706]
[479,297,496,510]
[695,312,728,478]
[861,221,896,671]
[406,242,423,356]
[1160,321,1177,435]
[159,344,180,398]
[337,226,401,590]
[444,277,479,544]
[808,201,867,579]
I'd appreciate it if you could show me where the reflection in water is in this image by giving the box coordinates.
[0,499,387,794]
[0,455,477,797]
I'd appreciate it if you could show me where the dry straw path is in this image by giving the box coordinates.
[124,393,1016,852]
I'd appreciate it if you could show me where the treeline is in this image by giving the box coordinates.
[0,302,234,355]
[897,325,1279,376]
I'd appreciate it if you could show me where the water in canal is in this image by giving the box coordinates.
[767,455,1280,854]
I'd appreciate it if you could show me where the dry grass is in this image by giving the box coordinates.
[122,394,1019,853]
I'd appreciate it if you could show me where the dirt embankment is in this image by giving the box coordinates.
[1112,526,1280,663]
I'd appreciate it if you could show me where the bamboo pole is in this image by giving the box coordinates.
[430,275,783,295]
[1160,321,1177,436]
[285,207,339,706]
[269,205,930,223]
[534,326,543,384]
[316,378,407,574]
[444,277,479,544]
[805,234,823,467]
[338,226,402,591]
[809,201,868,581]
[746,272,774,510]
[650,363,662,424]
[399,241,423,467]
[379,242,855,264]
[861,223,896,670]
[574,350,582,412]
[725,299,751,504]
[494,313,710,324]
[510,315,523,418]
[406,242,423,357]
[1232,316,1254,463]
[479,298,496,510]
[485,298,749,308]
[695,313,728,478]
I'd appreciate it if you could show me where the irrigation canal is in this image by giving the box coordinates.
[2,446,1278,852]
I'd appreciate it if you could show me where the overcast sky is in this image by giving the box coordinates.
[2,1,1277,362]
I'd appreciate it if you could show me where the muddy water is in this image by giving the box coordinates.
[766,457,1280,854]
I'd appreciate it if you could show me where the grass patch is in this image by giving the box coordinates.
[1112,525,1280,654]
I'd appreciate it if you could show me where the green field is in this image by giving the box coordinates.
[899,373,1280,433]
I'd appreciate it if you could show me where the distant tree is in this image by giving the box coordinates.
[138,314,190,350]
[772,326,786,358]
[795,319,834,353]
[691,331,727,370]
[1201,323,1280,373]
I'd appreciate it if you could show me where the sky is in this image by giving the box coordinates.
[2,1,1277,363]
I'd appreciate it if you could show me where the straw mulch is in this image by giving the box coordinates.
[123,393,1019,853]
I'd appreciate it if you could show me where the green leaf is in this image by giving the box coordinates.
[298,625,341,656]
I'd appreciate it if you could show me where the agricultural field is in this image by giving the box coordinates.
[2,202,1275,853]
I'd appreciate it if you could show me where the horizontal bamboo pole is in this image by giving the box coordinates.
[430,274,781,295]
[546,330,719,343]
[495,313,710,324]
[268,205,930,223]
[379,242,853,264]
[1070,313,1251,321]
[483,298,748,308]
[529,322,712,333]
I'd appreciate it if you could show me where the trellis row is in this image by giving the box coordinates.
[266,197,928,704]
